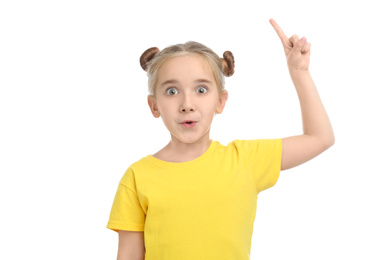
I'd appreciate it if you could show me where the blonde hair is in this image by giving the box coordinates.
[140,41,235,96]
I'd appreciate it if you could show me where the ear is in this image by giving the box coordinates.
[216,90,228,114]
[147,95,160,118]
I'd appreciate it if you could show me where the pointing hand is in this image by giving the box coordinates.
[270,19,311,71]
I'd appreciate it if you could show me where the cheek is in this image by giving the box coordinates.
[203,102,219,116]
[157,100,175,115]
[210,96,221,110]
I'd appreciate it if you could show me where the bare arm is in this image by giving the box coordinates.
[281,71,334,170]
[270,19,335,171]
[117,230,145,260]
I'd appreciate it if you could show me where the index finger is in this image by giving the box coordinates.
[269,19,292,48]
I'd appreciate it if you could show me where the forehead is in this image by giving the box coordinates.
[156,54,216,84]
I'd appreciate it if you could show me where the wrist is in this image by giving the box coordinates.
[289,68,311,80]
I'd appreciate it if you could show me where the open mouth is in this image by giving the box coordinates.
[181,121,197,128]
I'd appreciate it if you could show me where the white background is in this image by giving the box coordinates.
[1,0,389,259]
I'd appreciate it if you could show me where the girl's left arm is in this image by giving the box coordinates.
[269,19,335,171]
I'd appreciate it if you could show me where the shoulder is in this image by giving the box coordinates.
[225,139,282,152]
[130,156,151,169]
[213,139,282,159]
[120,156,151,182]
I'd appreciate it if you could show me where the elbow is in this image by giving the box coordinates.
[311,133,335,152]
[308,131,335,151]
[328,131,336,147]
[330,136,335,147]
[322,134,335,150]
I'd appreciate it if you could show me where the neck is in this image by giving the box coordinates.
[153,134,212,163]
[168,137,212,158]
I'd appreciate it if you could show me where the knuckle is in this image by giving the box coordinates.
[289,35,300,45]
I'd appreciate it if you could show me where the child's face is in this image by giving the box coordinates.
[148,54,228,145]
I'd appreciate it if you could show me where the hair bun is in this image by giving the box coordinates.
[140,47,160,71]
[221,51,235,77]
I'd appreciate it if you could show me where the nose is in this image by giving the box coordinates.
[179,93,195,113]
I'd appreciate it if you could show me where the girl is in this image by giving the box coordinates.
[107,19,335,260]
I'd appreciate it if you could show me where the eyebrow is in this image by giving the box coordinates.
[159,79,178,87]
[159,79,213,88]
[195,79,213,85]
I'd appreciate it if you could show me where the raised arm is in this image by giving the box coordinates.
[269,19,335,171]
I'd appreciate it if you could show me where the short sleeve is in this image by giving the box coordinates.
[106,167,145,232]
[233,139,283,194]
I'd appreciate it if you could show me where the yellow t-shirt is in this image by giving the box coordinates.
[107,139,282,260]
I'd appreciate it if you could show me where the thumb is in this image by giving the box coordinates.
[292,37,307,54]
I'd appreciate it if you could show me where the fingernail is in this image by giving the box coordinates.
[301,37,307,43]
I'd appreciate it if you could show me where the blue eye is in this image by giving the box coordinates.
[196,86,208,94]
[166,88,178,95]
